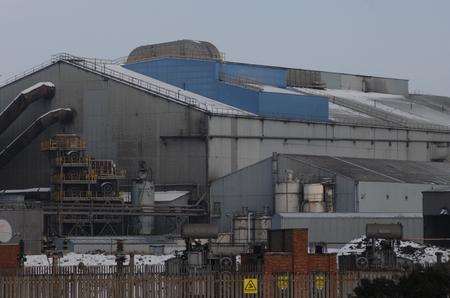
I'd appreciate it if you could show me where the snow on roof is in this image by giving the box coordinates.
[247,84,300,95]
[297,88,450,128]
[20,82,55,95]
[155,191,190,202]
[338,236,450,265]
[276,212,423,218]
[25,253,174,267]
[0,187,50,194]
[106,65,254,116]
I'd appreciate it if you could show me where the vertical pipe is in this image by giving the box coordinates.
[247,212,252,244]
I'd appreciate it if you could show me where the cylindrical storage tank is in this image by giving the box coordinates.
[181,224,219,239]
[233,216,251,244]
[275,170,300,213]
[302,183,325,212]
[254,216,272,243]
[131,180,155,234]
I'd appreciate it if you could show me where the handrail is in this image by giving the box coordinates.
[299,88,450,132]
[3,53,450,132]
[218,72,264,91]
[53,53,249,116]
[0,59,55,89]
[0,53,249,116]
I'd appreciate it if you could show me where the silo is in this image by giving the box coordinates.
[302,183,326,212]
[233,214,251,244]
[254,215,272,243]
[131,180,155,234]
[274,170,300,213]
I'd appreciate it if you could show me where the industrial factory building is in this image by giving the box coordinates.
[1,41,450,192]
[0,40,449,251]
[209,153,450,245]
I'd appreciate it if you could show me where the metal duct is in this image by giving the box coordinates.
[0,82,55,135]
[0,108,74,168]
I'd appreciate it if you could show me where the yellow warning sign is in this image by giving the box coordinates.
[243,278,258,294]
[314,274,326,290]
[277,275,289,290]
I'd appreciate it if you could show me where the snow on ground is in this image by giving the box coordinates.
[25,253,174,267]
[338,236,450,265]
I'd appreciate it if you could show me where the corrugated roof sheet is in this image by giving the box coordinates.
[154,191,189,202]
[284,154,450,184]
[276,212,422,218]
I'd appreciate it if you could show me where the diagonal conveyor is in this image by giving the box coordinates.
[0,108,74,168]
[0,82,55,135]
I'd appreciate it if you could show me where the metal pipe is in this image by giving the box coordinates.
[247,211,252,244]
[0,82,55,135]
[0,108,74,168]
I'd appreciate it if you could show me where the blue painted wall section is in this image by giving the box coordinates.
[125,58,220,99]
[259,92,329,120]
[221,62,287,88]
[217,82,259,113]
[124,58,329,121]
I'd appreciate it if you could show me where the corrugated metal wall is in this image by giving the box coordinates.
[210,158,273,231]
[286,69,322,88]
[0,63,208,191]
[124,58,329,121]
[222,62,287,87]
[216,82,259,113]
[272,213,423,247]
[258,92,329,121]
[124,58,220,99]
[209,154,361,232]
[207,115,450,180]
[287,69,409,95]
[277,155,356,212]
[357,182,428,213]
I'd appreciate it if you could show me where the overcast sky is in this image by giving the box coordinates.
[1,0,449,96]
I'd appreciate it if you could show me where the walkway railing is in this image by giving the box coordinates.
[300,88,450,132]
[54,53,249,116]
[0,53,249,116]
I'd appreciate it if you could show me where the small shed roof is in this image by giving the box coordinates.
[154,191,190,202]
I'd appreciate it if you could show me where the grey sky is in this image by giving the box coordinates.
[1,0,449,96]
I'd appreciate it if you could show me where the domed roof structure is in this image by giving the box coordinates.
[126,39,222,63]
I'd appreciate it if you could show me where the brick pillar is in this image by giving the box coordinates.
[292,229,309,274]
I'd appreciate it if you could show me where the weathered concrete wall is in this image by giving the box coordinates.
[0,62,208,190]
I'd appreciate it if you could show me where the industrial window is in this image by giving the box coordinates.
[213,202,221,217]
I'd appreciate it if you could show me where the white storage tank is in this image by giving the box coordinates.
[254,216,272,243]
[275,169,300,213]
[131,180,155,234]
[302,183,326,212]
[233,213,272,244]
[233,215,250,244]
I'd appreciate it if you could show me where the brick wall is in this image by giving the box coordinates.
[0,244,19,268]
[264,252,292,274]
[308,254,338,273]
[263,229,337,274]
